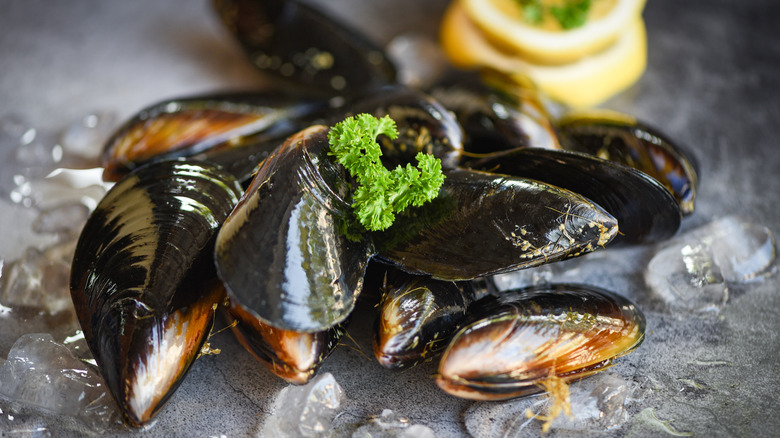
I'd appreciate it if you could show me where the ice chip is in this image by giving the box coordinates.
[261,372,345,437]
[32,203,91,237]
[646,216,776,311]
[60,111,118,162]
[351,409,436,438]
[0,333,119,433]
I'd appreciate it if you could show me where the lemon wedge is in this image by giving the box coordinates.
[461,0,646,65]
[440,0,647,107]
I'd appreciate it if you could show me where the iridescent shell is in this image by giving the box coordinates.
[436,284,646,400]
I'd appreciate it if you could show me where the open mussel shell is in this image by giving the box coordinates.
[101,92,330,182]
[340,86,464,169]
[556,110,699,215]
[215,125,374,333]
[467,148,682,245]
[375,168,618,280]
[69,160,243,427]
[223,300,346,385]
[372,265,492,370]
[213,0,396,97]
[436,283,646,401]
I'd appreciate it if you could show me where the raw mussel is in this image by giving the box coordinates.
[436,283,646,400]
[375,168,619,279]
[213,0,396,97]
[556,110,699,215]
[340,85,464,170]
[69,160,243,426]
[215,125,374,333]
[101,91,330,182]
[372,264,493,369]
[467,148,682,245]
[223,301,347,384]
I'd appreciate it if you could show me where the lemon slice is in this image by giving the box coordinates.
[440,0,647,107]
[462,0,646,64]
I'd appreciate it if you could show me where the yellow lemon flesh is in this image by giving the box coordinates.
[440,0,647,107]
[462,0,646,65]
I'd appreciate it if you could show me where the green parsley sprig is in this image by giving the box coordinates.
[328,114,445,232]
[515,0,592,30]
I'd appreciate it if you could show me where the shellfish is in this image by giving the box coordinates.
[69,160,242,426]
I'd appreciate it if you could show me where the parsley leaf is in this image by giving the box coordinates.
[328,114,445,232]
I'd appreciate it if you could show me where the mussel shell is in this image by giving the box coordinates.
[213,0,396,97]
[101,92,329,182]
[372,267,482,370]
[215,125,374,333]
[69,160,243,426]
[340,86,464,170]
[224,300,346,384]
[375,168,618,280]
[556,110,699,215]
[428,78,559,158]
[436,283,646,401]
[467,148,682,245]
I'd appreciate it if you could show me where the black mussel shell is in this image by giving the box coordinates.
[556,110,699,215]
[340,85,464,170]
[372,266,486,370]
[213,0,396,97]
[467,148,682,245]
[224,300,346,384]
[436,283,646,401]
[70,160,243,427]
[428,78,559,159]
[375,168,618,280]
[215,125,374,333]
[101,92,329,182]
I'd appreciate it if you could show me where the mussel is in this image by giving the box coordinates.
[372,265,492,369]
[375,168,619,279]
[467,148,682,245]
[213,0,396,97]
[215,125,374,333]
[436,283,646,400]
[69,160,243,426]
[224,301,347,384]
[556,110,699,215]
[101,92,331,183]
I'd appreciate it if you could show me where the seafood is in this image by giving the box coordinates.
[436,283,646,400]
[214,125,374,333]
[372,264,493,369]
[69,160,242,426]
[68,0,699,428]
[555,110,699,215]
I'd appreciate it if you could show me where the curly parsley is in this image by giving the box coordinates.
[328,114,445,232]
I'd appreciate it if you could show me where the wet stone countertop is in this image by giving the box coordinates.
[1,0,779,436]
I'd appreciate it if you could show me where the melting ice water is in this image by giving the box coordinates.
[260,372,345,437]
[645,216,776,311]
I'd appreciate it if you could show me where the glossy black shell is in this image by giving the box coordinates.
[215,125,374,333]
[69,160,242,426]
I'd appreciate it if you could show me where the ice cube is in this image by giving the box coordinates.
[350,409,436,438]
[60,111,118,163]
[0,333,119,433]
[260,372,345,437]
[646,216,776,311]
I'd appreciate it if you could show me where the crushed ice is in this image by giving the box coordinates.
[260,372,345,437]
[0,333,119,433]
[646,216,776,311]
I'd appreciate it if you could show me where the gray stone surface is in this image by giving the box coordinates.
[1,0,779,436]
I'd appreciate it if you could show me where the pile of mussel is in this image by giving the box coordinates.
[69,0,698,427]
